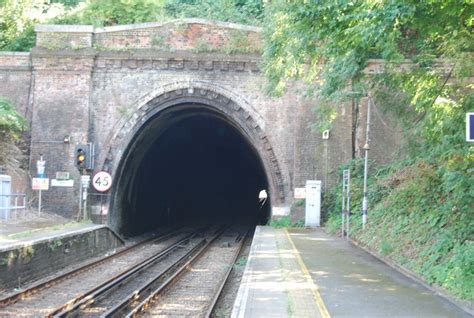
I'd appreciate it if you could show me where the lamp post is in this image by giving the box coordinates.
[362,96,371,229]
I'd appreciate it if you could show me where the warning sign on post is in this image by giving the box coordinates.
[32,178,49,190]
[92,171,112,192]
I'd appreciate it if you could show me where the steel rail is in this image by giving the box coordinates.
[125,226,228,318]
[0,226,178,308]
[205,226,251,317]
[50,230,200,318]
[102,235,211,317]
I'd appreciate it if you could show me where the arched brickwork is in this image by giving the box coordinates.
[102,81,286,219]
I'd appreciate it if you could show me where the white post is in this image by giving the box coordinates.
[83,187,88,220]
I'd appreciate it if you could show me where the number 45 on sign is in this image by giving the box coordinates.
[92,171,112,192]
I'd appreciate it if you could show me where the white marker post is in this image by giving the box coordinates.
[36,155,47,216]
[81,175,91,219]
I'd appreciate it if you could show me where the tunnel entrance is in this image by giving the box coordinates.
[111,103,271,237]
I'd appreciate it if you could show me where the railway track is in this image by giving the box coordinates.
[52,225,225,317]
[0,226,202,317]
[128,225,250,317]
[0,224,251,317]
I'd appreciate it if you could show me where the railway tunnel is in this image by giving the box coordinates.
[110,103,271,237]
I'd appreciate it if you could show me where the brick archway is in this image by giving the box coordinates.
[103,81,286,224]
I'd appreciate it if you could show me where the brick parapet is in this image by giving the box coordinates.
[35,25,94,50]
[34,19,262,53]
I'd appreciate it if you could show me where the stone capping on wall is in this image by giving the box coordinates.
[34,24,94,33]
[94,18,262,33]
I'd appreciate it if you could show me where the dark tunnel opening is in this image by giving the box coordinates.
[113,104,271,237]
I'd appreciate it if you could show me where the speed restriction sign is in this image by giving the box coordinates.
[92,171,112,192]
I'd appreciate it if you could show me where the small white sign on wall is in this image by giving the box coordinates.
[294,188,306,199]
[51,179,74,187]
[272,206,290,216]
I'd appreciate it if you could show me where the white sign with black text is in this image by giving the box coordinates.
[92,171,112,192]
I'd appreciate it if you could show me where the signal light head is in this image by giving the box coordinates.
[74,144,93,170]
[76,149,86,167]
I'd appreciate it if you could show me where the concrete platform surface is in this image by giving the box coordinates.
[0,210,101,251]
[232,226,329,318]
[233,226,470,318]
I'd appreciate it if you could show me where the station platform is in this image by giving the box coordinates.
[0,211,98,251]
[232,226,471,318]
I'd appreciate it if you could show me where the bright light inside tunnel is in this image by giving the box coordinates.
[111,104,271,236]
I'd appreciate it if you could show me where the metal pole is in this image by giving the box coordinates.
[341,179,345,238]
[362,96,371,229]
[38,189,42,216]
[347,170,351,238]
[78,182,83,220]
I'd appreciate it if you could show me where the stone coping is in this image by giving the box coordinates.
[96,18,262,33]
[35,24,94,33]
[0,52,30,57]
[34,18,261,35]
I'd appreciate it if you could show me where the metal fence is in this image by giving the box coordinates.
[0,193,27,220]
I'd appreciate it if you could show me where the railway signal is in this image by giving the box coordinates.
[74,143,94,170]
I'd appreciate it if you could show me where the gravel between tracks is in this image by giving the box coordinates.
[141,226,252,317]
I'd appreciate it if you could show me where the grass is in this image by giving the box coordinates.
[268,216,305,228]
[233,256,247,269]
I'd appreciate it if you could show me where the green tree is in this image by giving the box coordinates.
[266,1,473,301]
[0,0,73,51]
[0,0,34,50]
[0,97,27,172]
[263,1,473,101]
[0,97,26,138]
[77,0,166,26]
[164,0,264,25]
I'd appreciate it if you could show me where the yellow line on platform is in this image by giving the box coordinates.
[284,228,331,318]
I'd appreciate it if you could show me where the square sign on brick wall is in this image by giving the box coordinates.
[467,113,474,142]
